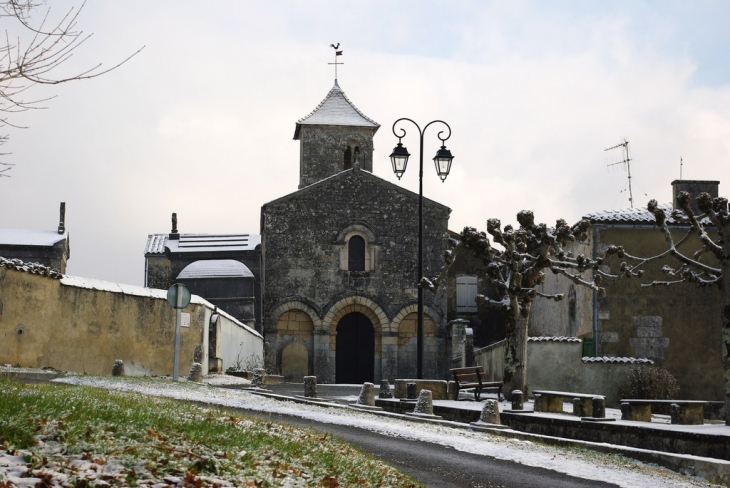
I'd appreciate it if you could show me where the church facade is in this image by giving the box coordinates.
[261,81,451,383]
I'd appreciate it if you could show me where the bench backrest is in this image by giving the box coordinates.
[451,366,486,383]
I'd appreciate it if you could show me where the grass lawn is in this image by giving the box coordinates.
[0,378,420,487]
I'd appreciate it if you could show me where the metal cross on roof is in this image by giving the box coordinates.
[328,43,343,81]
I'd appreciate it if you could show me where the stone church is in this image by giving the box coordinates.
[145,78,454,383]
[262,80,451,383]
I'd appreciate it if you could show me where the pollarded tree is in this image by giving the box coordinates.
[423,210,637,398]
[0,1,142,177]
[642,191,730,423]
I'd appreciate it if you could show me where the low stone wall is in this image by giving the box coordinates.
[393,379,448,400]
[473,337,658,407]
[0,259,263,376]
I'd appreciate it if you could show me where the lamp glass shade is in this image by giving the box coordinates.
[390,142,410,180]
[433,145,453,182]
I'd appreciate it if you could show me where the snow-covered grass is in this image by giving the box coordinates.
[41,375,725,488]
[0,378,418,487]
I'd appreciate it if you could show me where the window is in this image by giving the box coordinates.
[348,236,365,271]
[456,275,478,313]
[344,146,352,169]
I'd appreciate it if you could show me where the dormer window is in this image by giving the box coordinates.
[348,235,365,271]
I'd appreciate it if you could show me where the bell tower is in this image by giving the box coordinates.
[293,80,379,189]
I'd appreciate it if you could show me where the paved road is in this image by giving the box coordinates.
[240,384,618,488]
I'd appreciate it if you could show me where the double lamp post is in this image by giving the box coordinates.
[389,118,454,379]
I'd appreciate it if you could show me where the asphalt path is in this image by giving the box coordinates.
[244,410,619,488]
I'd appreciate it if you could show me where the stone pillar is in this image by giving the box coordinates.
[111,359,125,377]
[621,402,631,421]
[511,390,524,411]
[380,331,398,382]
[379,379,392,399]
[313,328,331,383]
[464,328,474,366]
[573,397,587,417]
[447,319,469,368]
[187,363,203,383]
[356,383,376,407]
[592,396,606,419]
[406,382,418,400]
[447,381,458,400]
[304,376,318,398]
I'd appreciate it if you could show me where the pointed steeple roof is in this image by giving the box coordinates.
[294,80,379,139]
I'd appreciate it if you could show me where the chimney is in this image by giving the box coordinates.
[57,202,66,234]
[169,212,180,240]
[671,180,719,215]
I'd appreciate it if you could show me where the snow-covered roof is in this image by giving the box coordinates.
[584,202,713,226]
[294,81,379,139]
[177,259,254,279]
[0,229,67,247]
[0,256,63,278]
[582,356,654,364]
[145,233,261,255]
[528,336,582,343]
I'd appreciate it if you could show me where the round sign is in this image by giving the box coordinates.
[166,283,191,309]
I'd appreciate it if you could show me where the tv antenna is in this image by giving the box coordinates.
[605,138,634,208]
[680,156,683,179]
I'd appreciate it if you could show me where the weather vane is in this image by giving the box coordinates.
[329,43,343,81]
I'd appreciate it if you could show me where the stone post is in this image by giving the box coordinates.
[511,390,524,411]
[111,359,125,377]
[479,399,501,424]
[464,328,474,366]
[187,362,203,383]
[379,379,392,399]
[406,382,418,399]
[304,376,318,398]
[573,397,586,417]
[251,368,266,388]
[356,382,376,407]
[592,396,606,419]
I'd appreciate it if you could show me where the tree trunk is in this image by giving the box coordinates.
[502,300,531,400]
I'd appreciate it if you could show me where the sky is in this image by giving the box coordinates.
[1,1,730,286]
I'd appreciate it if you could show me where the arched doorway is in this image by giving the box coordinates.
[336,312,374,383]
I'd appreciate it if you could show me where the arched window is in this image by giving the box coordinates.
[348,235,365,271]
[344,146,352,170]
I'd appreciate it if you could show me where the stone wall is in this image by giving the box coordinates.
[0,260,263,375]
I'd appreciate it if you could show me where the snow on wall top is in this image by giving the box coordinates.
[0,229,67,247]
[294,81,379,139]
[582,356,654,364]
[145,233,261,255]
[528,336,582,343]
[583,203,671,224]
[177,259,254,279]
[0,256,63,278]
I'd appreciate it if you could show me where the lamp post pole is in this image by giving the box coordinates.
[390,118,453,379]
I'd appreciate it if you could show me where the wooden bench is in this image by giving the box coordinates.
[450,366,503,401]
[620,399,708,425]
[532,390,604,417]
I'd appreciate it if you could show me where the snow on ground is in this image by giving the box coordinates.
[52,375,718,488]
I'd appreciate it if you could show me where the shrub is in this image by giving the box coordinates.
[618,366,679,400]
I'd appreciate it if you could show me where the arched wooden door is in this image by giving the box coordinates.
[335,312,374,384]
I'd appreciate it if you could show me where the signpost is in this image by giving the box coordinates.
[166,283,191,380]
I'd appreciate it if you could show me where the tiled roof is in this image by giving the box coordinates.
[0,256,63,279]
[177,260,254,279]
[145,234,261,255]
[528,336,582,342]
[583,203,672,224]
[582,356,654,364]
[294,81,379,139]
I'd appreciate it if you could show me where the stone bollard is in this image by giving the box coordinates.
[406,382,418,400]
[511,390,524,411]
[111,359,125,377]
[348,382,382,411]
[357,382,376,407]
[304,376,318,398]
[620,402,631,420]
[404,389,441,419]
[447,381,458,400]
[187,363,203,383]
[251,368,266,388]
[379,379,392,399]
[592,396,606,419]
[573,397,587,417]
[479,399,501,424]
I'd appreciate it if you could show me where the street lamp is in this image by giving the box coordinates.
[389,118,453,379]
